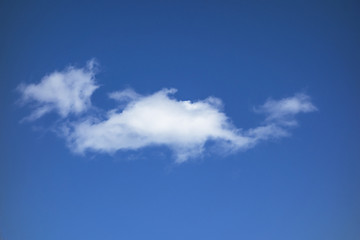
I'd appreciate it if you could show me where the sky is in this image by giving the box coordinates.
[0,0,359,239]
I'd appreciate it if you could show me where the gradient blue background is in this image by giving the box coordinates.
[1,0,359,239]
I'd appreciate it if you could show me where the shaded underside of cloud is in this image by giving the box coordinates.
[18,60,317,163]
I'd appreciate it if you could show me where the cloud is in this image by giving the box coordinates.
[108,88,141,102]
[64,88,252,162]
[18,59,99,121]
[18,60,317,163]
[254,93,317,126]
[62,89,316,163]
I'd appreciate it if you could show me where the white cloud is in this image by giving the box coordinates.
[108,88,141,102]
[64,88,252,163]
[254,93,317,126]
[18,60,317,163]
[18,59,99,120]
[62,89,316,163]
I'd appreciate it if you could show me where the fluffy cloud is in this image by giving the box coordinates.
[18,59,98,120]
[18,61,317,163]
[62,89,316,163]
[64,88,252,162]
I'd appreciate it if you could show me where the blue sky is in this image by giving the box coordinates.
[1,0,359,239]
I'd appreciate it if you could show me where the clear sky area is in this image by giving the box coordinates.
[0,0,359,239]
